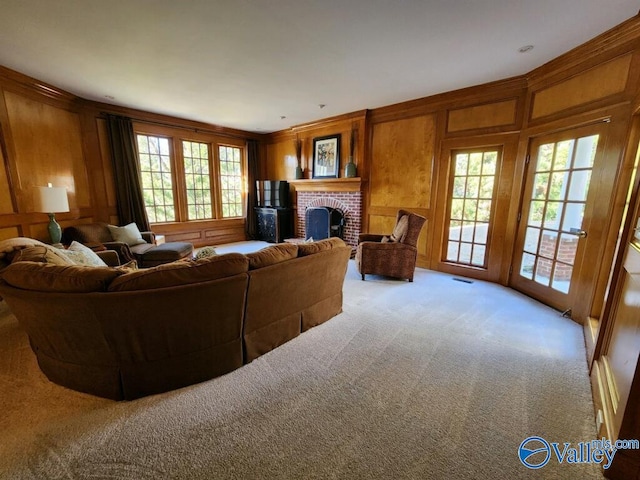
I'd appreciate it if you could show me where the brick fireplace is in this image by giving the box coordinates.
[291,179,363,250]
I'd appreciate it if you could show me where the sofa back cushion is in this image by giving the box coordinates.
[246,243,298,269]
[108,253,248,291]
[1,261,121,292]
[297,237,347,257]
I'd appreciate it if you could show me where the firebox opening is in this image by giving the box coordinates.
[305,207,345,241]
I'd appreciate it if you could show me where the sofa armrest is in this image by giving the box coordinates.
[358,233,386,243]
[102,241,136,263]
[97,250,121,267]
[141,231,156,245]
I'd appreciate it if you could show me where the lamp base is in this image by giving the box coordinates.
[48,213,62,245]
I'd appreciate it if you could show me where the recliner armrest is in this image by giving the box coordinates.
[96,250,120,267]
[141,231,156,245]
[358,233,386,243]
[102,241,136,263]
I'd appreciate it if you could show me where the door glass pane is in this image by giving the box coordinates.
[537,144,554,171]
[535,257,553,286]
[553,140,575,170]
[574,135,598,168]
[567,170,591,202]
[562,203,585,232]
[518,133,598,294]
[543,202,563,229]
[474,224,488,244]
[533,173,549,199]
[529,201,545,227]
[524,227,540,253]
[549,172,569,200]
[521,253,536,279]
[552,264,572,294]
[540,231,558,259]
[445,149,499,267]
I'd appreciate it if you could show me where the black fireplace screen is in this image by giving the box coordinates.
[305,207,345,241]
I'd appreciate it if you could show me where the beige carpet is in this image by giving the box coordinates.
[0,261,602,479]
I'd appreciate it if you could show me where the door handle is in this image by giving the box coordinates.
[569,228,587,238]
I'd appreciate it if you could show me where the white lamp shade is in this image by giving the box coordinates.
[33,185,70,213]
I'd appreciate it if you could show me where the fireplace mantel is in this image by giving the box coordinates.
[290,177,363,192]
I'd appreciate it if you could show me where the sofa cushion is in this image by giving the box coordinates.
[107,223,147,246]
[246,243,298,269]
[11,245,73,266]
[297,237,347,257]
[108,253,248,292]
[1,262,121,292]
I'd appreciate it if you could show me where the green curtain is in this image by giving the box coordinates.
[245,139,259,239]
[105,115,150,232]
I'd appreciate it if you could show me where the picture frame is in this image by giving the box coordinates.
[312,134,341,179]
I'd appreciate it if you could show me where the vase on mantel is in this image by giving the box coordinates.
[344,156,357,178]
[295,164,304,179]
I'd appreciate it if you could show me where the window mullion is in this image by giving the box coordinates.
[173,137,188,222]
[212,143,223,219]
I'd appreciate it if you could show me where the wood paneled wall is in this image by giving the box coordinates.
[0,67,261,247]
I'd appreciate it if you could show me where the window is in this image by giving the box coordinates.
[445,149,499,267]
[183,141,212,220]
[137,134,176,223]
[219,145,243,218]
[134,128,245,224]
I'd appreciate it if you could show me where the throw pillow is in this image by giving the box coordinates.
[194,246,217,260]
[107,223,147,246]
[62,241,108,267]
[390,215,409,243]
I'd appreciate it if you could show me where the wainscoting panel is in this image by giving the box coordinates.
[4,91,90,211]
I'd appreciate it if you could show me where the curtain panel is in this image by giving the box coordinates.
[105,115,151,232]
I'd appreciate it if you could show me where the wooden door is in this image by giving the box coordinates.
[511,123,612,320]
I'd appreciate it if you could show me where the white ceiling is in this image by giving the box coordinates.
[0,1,638,133]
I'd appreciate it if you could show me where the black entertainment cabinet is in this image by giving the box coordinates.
[254,180,293,243]
[255,207,293,243]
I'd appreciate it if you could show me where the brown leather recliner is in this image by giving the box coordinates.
[355,209,426,282]
[63,223,193,268]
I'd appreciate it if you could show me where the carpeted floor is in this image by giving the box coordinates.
[0,261,603,479]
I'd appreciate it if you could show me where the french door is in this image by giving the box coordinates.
[511,123,609,318]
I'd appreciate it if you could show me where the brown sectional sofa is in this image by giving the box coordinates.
[0,238,351,400]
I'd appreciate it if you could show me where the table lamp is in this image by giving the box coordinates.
[33,183,69,244]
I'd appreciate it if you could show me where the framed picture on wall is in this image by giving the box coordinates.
[312,134,340,179]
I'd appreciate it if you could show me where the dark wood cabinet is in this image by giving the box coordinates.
[255,207,293,243]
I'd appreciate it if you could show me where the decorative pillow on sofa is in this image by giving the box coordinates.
[57,241,108,267]
[194,246,217,260]
[107,253,249,292]
[297,237,346,257]
[2,262,121,293]
[107,223,147,246]
[246,243,298,269]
